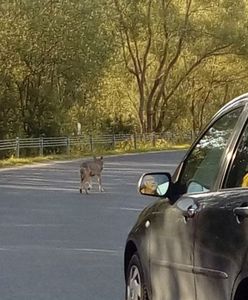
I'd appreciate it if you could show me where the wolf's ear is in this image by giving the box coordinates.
[100,156,103,160]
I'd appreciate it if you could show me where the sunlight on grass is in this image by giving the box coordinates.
[0,156,52,168]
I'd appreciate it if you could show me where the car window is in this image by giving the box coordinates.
[224,121,248,188]
[179,107,243,194]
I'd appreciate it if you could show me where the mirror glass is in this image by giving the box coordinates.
[139,173,170,196]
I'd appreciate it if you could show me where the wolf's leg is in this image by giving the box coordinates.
[97,175,104,192]
[85,184,89,194]
[80,177,88,194]
[80,174,83,194]
[82,181,88,194]
[80,167,91,194]
[88,177,93,190]
[83,174,93,194]
[82,178,89,194]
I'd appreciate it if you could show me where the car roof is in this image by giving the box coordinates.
[214,92,248,117]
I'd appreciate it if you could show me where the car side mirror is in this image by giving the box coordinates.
[138,172,171,197]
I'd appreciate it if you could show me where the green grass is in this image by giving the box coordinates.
[0,156,52,168]
[0,143,189,168]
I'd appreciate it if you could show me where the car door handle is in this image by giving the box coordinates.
[188,206,197,217]
[183,204,198,221]
[233,207,248,224]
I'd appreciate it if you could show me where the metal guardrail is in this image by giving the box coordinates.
[0,133,192,158]
[0,139,16,151]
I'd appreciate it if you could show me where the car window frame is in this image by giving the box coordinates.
[222,118,248,190]
[173,101,247,196]
[218,103,248,190]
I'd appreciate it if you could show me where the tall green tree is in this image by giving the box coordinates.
[112,0,247,133]
[0,0,114,138]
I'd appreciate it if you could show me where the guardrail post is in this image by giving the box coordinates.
[152,132,156,147]
[133,133,137,150]
[112,134,116,149]
[39,137,44,156]
[15,137,20,158]
[67,137,70,155]
[89,135,93,152]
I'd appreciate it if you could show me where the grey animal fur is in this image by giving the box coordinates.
[79,156,104,194]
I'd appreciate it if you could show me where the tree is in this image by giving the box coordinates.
[0,0,115,138]
[112,0,247,133]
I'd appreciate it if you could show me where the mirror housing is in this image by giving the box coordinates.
[138,172,172,197]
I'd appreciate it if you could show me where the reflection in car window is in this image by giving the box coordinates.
[225,122,248,188]
[179,107,243,194]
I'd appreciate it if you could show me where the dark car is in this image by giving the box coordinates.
[124,93,248,300]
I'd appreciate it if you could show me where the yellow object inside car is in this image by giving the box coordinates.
[241,173,248,187]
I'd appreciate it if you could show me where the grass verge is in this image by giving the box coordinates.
[0,143,189,169]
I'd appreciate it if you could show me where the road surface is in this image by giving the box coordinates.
[0,151,184,300]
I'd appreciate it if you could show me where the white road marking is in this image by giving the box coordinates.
[0,184,76,191]
[0,245,120,255]
[0,224,64,227]
[109,206,142,212]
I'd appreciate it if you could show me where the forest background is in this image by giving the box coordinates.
[1,0,248,141]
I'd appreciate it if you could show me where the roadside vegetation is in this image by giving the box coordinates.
[1,1,248,160]
[0,141,189,168]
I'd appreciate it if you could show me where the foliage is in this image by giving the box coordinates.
[111,0,248,133]
[0,0,114,138]
[1,0,248,138]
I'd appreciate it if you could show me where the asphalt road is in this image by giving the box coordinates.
[0,151,185,300]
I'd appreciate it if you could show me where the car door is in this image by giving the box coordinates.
[149,105,245,300]
[149,197,196,300]
[193,112,248,300]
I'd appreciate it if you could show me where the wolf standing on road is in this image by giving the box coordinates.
[79,156,104,194]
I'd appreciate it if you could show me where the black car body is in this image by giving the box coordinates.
[124,93,248,300]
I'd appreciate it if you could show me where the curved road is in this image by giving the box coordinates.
[0,151,185,300]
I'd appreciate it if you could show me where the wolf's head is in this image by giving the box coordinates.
[93,156,103,169]
[93,156,103,161]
